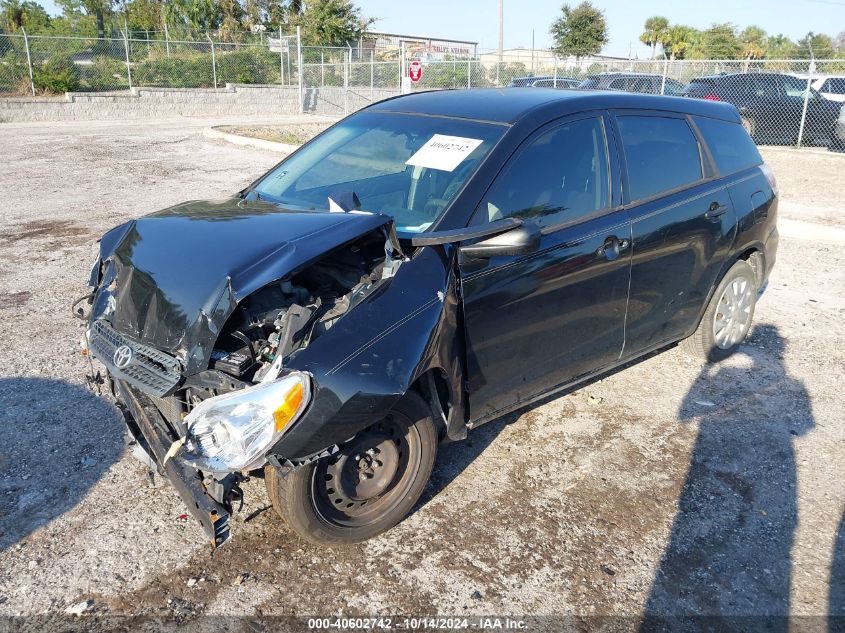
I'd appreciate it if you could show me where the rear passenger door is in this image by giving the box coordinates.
[614,112,736,355]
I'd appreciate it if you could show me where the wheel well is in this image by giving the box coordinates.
[412,368,451,439]
[738,247,765,289]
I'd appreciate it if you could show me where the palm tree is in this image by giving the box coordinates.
[664,24,695,61]
[640,16,669,60]
[739,25,767,70]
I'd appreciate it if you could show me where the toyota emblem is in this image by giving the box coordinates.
[113,345,134,369]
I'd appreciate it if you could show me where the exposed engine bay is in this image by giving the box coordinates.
[213,230,391,385]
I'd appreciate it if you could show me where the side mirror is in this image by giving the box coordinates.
[459,222,541,259]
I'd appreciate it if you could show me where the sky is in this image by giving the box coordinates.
[35,0,845,57]
[355,0,844,57]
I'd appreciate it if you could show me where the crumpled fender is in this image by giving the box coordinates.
[271,245,467,460]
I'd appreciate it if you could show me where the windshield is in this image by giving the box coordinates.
[250,111,505,233]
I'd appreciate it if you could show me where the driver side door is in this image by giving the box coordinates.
[458,113,632,424]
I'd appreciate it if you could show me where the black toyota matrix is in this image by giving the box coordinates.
[79,89,779,547]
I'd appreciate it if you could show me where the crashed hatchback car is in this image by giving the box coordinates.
[80,89,778,547]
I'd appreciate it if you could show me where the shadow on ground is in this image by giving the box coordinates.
[642,324,814,630]
[0,377,124,551]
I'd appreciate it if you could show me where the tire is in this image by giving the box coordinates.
[265,391,437,546]
[682,259,757,362]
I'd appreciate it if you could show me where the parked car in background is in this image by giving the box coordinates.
[80,89,778,548]
[812,76,845,103]
[578,72,687,96]
[683,72,843,148]
[507,75,580,88]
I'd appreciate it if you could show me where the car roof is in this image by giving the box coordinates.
[366,88,741,125]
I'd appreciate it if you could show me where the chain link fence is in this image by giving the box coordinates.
[0,30,300,95]
[1,29,843,150]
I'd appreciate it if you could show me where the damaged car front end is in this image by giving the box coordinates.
[79,108,508,547]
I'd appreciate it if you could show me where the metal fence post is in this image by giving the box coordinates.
[164,22,171,57]
[296,26,303,114]
[206,35,217,89]
[321,52,324,87]
[797,59,814,148]
[123,29,133,89]
[660,57,668,95]
[279,27,284,85]
[399,41,405,93]
[344,46,350,115]
[21,28,35,96]
[553,56,558,88]
[370,50,374,89]
[467,59,471,89]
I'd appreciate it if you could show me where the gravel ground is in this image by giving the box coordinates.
[0,116,843,629]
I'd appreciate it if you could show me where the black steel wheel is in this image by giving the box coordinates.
[266,391,437,545]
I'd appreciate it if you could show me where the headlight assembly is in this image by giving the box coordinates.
[182,372,311,473]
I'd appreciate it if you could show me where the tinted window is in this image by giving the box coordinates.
[694,116,762,175]
[477,117,610,228]
[823,78,845,94]
[617,115,702,201]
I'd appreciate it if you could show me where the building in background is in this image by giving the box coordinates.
[360,31,478,60]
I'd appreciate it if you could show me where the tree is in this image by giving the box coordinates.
[739,25,767,68]
[796,31,835,58]
[689,23,740,59]
[549,2,608,59]
[835,31,845,51]
[640,16,669,60]
[289,0,372,46]
[766,34,797,59]
[663,24,696,61]
[55,0,112,38]
[1,0,51,32]
[124,0,163,32]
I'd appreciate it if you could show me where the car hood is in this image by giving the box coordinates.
[90,199,392,373]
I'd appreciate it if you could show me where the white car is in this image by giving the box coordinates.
[812,76,845,103]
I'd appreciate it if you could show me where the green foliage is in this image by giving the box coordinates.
[291,0,372,46]
[81,54,127,89]
[550,1,608,58]
[0,49,30,93]
[739,26,768,61]
[216,46,279,83]
[1,0,51,32]
[32,54,79,92]
[664,24,696,60]
[766,34,798,59]
[134,52,213,87]
[689,23,741,59]
[640,16,669,59]
[796,32,836,58]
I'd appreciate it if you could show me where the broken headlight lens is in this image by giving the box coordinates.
[182,372,311,473]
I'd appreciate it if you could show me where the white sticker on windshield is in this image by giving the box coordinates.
[405,134,484,172]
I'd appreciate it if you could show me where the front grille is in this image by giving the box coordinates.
[88,319,182,397]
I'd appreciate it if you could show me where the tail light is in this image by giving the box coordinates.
[760,163,778,197]
[703,94,721,101]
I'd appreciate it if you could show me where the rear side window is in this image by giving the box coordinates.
[617,115,703,201]
[694,116,762,175]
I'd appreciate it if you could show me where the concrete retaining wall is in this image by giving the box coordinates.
[0,84,403,122]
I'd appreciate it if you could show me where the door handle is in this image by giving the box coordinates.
[706,201,728,221]
[596,236,629,261]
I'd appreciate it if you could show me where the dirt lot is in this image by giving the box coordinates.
[0,116,843,629]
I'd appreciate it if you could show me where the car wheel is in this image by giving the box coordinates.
[265,391,437,546]
[682,259,757,362]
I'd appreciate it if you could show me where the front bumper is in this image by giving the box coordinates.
[115,380,231,548]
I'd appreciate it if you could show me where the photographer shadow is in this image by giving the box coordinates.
[643,324,813,631]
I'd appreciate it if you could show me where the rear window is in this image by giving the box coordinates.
[617,115,703,201]
[694,116,762,175]
[822,78,845,94]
